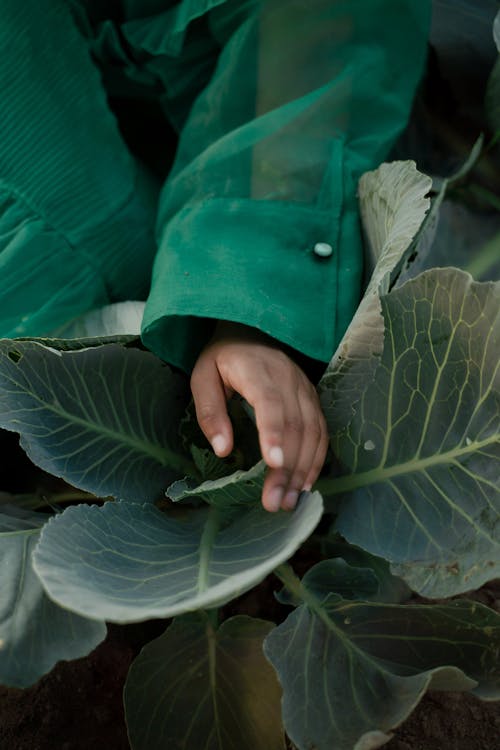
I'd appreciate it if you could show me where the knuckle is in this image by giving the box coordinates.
[196,404,218,426]
[261,387,282,405]
[304,420,322,442]
[272,468,291,485]
[284,416,303,434]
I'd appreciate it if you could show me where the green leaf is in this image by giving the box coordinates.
[0,506,106,687]
[359,161,433,284]
[124,614,285,750]
[320,161,432,429]
[14,334,139,352]
[265,565,500,750]
[334,161,432,364]
[320,269,500,597]
[168,460,266,511]
[321,541,411,604]
[320,146,486,431]
[0,340,193,502]
[289,559,380,603]
[33,494,323,623]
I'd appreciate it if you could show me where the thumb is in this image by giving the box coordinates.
[190,354,234,457]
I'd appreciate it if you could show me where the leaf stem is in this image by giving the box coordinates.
[205,608,219,629]
[313,434,498,498]
[197,508,221,594]
[274,563,344,635]
[274,563,303,598]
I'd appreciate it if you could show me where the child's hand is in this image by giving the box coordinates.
[190,321,328,512]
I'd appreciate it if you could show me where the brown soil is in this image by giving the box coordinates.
[0,628,134,750]
[386,692,500,750]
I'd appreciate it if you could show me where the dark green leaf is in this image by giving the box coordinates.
[125,614,285,750]
[0,506,105,687]
[321,540,411,604]
[0,341,193,502]
[265,568,499,750]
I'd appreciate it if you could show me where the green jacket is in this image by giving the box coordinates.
[0,0,430,372]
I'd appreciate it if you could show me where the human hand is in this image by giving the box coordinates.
[190,321,328,512]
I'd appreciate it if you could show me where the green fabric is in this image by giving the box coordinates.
[0,0,431,372]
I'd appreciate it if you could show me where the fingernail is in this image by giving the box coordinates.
[268,446,284,468]
[211,434,227,456]
[302,483,312,492]
[267,486,285,512]
[283,490,299,511]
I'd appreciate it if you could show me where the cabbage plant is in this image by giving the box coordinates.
[0,155,498,750]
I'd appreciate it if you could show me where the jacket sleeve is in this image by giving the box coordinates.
[0,0,158,338]
[141,0,432,373]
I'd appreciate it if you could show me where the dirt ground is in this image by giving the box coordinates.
[1,581,499,750]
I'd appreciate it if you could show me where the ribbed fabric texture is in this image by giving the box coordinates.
[0,0,158,336]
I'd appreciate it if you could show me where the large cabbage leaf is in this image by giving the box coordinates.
[264,561,500,750]
[33,494,322,622]
[319,268,499,597]
[0,341,193,502]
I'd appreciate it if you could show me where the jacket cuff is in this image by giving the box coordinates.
[141,196,352,373]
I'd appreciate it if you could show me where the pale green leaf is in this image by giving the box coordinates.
[319,161,432,429]
[0,506,105,687]
[33,494,323,622]
[124,614,285,750]
[335,161,432,366]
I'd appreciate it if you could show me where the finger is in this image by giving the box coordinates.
[280,386,323,510]
[259,394,304,512]
[302,407,329,494]
[223,366,287,470]
[190,355,234,457]
[261,466,290,513]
